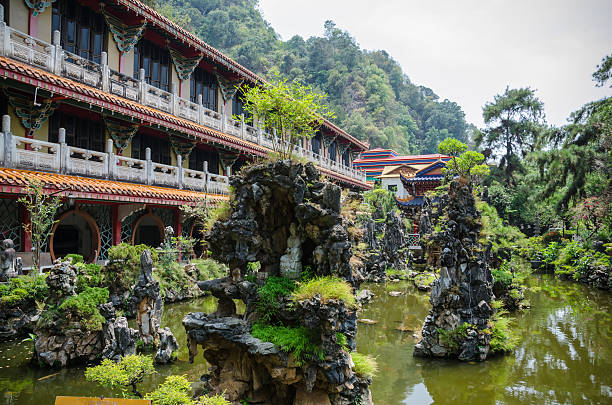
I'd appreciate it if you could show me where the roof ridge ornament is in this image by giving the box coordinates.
[100,3,147,54]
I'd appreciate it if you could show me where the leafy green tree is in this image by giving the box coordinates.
[438,137,490,182]
[85,354,155,398]
[476,87,545,185]
[17,177,62,273]
[238,72,333,159]
[593,54,612,87]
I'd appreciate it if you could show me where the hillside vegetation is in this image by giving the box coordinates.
[149,0,469,154]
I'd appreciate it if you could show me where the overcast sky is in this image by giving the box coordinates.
[258,0,612,128]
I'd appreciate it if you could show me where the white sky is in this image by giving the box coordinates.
[257,0,612,127]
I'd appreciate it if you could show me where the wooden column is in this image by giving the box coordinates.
[112,204,121,245]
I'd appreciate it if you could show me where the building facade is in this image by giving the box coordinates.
[0,0,369,264]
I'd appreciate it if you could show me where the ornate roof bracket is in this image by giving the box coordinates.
[23,0,56,17]
[104,117,139,153]
[170,136,196,159]
[100,3,147,54]
[214,71,243,104]
[350,150,361,161]
[218,149,238,171]
[3,87,58,137]
[336,142,350,156]
[322,134,337,148]
[168,42,203,81]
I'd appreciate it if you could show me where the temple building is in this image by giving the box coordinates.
[0,0,369,265]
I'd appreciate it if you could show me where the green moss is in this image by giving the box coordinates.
[292,276,356,308]
[251,324,324,366]
[351,352,378,378]
[437,323,472,350]
[256,276,297,322]
[75,263,105,292]
[487,315,518,354]
[335,332,348,349]
[0,275,48,307]
[58,287,109,331]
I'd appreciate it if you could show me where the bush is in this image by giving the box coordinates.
[75,263,105,292]
[197,395,231,405]
[0,274,48,307]
[487,315,518,354]
[542,230,562,244]
[292,277,356,308]
[106,243,158,291]
[192,258,227,280]
[156,262,190,298]
[85,354,155,398]
[351,352,378,378]
[540,241,561,265]
[64,254,83,264]
[256,276,296,322]
[145,375,193,405]
[251,323,324,366]
[491,260,513,288]
[58,287,109,331]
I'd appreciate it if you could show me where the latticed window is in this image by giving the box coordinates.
[189,147,219,174]
[49,110,105,152]
[328,140,337,162]
[311,132,322,155]
[131,132,171,165]
[52,0,107,63]
[190,67,217,110]
[134,39,171,91]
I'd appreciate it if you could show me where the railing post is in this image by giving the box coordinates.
[225,166,231,177]
[170,82,177,115]
[0,114,5,165]
[240,114,246,139]
[177,154,183,189]
[58,128,68,174]
[145,147,152,185]
[221,105,226,132]
[0,5,6,57]
[139,68,146,104]
[257,128,262,145]
[203,161,209,192]
[197,94,204,125]
[2,115,12,168]
[52,30,62,75]
[106,138,114,179]
[101,51,110,92]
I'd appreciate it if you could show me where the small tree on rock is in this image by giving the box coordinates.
[237,72,334,160]
[17,177,62,273]
[438,137,490,183]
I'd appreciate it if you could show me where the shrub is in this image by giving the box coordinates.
[256,276,296,322]
[58,287,109,331]
[437,323,471,350]
[351,352,378,378]
[106,243,158,291]
[64,254,83,264]
[292,277,356,308]
[145,375,193,405]
[75,263,105,292]
[85,354,155,398]
[197,395,231,405]
[487,315,518,354]
[192,258,227,280]
[156,261,190,298]
[205,201,231,232]
[491,261,513,287]
[542,230,562,244]
[0,274,48,307]
[251,324,324,366]
[540,241,561,265]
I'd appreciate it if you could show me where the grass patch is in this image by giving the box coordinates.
[292,277,356,308]
[251,323,324,366]
[256,276,297,322]
[58,287,109,331]
[351,352,378,378]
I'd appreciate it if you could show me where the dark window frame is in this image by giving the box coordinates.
[134,39,171,92]
[52,0,107,64]
[131,132,171,165]
[49,110,106,152]
[189,147,219,174]
[190,67,217,111]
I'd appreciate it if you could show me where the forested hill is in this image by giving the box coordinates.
[154,0,469,154]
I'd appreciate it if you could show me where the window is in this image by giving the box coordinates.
[189,147,219,174]
[134,40,171,91]
[232,90,252,124]
[342,149,350,167]
[52,0,106,63]
[311,132,322,155]
[49,111,105,152]
[328,140,337,162]
[190,67,217,110]
[131,133,170,165]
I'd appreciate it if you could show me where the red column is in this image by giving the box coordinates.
[28,10,38,37]
[20,203,31,252]
[112,204,121,245]
[174,207,181,237]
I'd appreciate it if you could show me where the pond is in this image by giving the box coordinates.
[1,276,610,404]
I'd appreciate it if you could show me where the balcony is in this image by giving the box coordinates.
[0,23,367,184]
[0,119,230,195]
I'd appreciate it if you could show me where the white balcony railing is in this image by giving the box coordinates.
[0,18,367,184]
[0,119,230,195]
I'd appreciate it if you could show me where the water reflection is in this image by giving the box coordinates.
[356,276,612,404]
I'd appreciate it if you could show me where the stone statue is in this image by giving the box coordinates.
[0,239,16,280]
[279,223,302,279]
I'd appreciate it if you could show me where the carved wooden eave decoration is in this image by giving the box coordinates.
[100,3,147,54]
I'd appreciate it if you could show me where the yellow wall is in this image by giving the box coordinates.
[9,0,28,33]
[36,7,52,43]
[121,50,134,76]
[106,33,121,71]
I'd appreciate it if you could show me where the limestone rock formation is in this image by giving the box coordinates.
[414,180,495,361]
[99,302,138,361]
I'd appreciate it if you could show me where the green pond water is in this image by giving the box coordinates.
[1,275,611,404]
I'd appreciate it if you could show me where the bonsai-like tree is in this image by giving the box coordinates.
[438,137,490,183]
[17,177,62,273]
[237,72,334,160]
[85,354,155,398]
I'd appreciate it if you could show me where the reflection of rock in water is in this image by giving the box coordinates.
[419,360,497,404]
[186,160,372,404]
[414,179,495,361]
